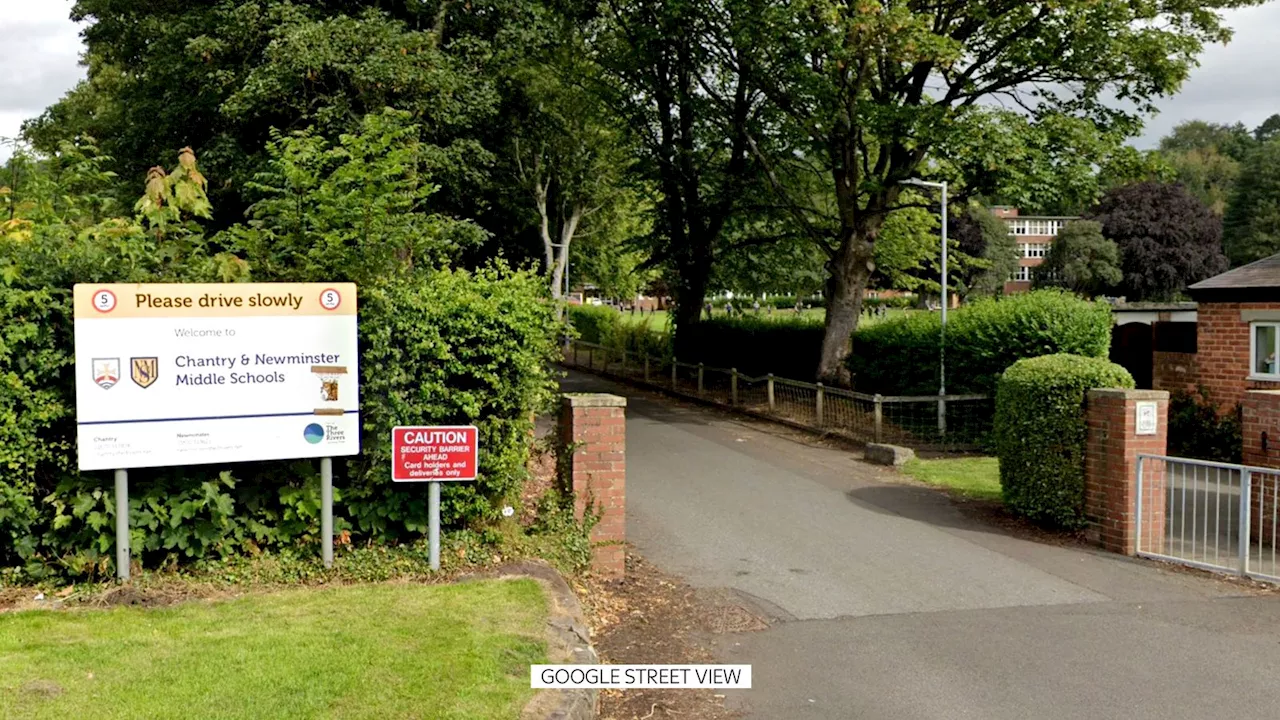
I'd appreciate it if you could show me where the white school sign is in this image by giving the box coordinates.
[73,283,360,471]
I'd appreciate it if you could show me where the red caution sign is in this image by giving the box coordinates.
[392,425,478,482]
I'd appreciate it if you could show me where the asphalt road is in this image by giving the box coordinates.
[561,369,1280,720]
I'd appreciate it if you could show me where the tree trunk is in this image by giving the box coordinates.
[549,204,582,302]
[816,231,876,386]
[671,259,710,358]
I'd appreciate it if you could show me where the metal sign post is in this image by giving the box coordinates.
[321,457,334,568]
[115,469,129,580]
[391,425,479,572]
[429,481,441,570]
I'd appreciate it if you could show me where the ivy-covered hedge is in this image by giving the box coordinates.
[994,354,1134,529]
[850,290,1113,395]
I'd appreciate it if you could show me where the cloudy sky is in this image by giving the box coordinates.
[1,0,1278,158]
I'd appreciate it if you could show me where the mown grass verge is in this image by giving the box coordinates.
[901,456,1002,502]
[1,580,547,720]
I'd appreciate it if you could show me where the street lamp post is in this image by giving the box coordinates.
[902,178,948,435]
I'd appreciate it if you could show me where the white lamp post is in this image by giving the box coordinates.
[902,178,948,435]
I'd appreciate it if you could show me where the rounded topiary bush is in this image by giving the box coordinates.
[994,354,1134,529]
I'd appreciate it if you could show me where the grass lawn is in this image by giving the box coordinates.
[902,456,1002,502]
[0,580,548,720]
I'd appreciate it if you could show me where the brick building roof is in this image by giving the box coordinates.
[1188,254,1280,302]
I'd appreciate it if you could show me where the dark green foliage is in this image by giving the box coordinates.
[952,205,1020,298]
[715,296,825,310]
[850,290,1113,395]
[1086,182,1227,300]
[863,296,915,310]
[351,268,559,534]
[1032,220,1123,297]
[0,140,560,580]
[994,354,1134,529]
[1223,140,1280,266]
[1168,389,1242,463]
[680,315,825,379]
[566,305,671,360]
[566,305,620,344]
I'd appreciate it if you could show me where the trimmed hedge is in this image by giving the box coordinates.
[566,305,670,360]
[679,314,825,379]
[566,305,619,345]
[850,290,1113,395]
[994,354,1134,529]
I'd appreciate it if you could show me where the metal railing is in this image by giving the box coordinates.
[562,339,992,452]
[1136,454,1280,584]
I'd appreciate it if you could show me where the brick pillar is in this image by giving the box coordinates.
[559,393,626,578]
[1242,391,1280,544]
[1085,389,1169,555]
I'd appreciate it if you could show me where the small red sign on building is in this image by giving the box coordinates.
[392,425,478,482]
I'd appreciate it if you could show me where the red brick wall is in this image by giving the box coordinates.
[1240,391,1280,544]
[560,394,627,578]
[1195,302,1280,412]
[1085,389,1169,555]
[1152,351,1199,396]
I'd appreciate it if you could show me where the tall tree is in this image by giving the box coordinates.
[25,1,545,244]
[1254,114,1280,143]
[1032,220,1122,297]
[508,43,635,305]
[731,0,1258,384]
[1087,182,1227,301]
[1223,140,1280,265]
[586,0,768,351]
[1160,120,1256,162]
[951,205,1019,299]
[1157,119,1254,214]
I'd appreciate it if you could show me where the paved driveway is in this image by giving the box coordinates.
[562,370,1280,720]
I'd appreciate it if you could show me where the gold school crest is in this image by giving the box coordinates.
[131,357,159,389]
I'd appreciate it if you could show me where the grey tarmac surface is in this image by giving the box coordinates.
[561,369,1280,720]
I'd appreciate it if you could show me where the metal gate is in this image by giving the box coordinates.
[1136,454,1280,583]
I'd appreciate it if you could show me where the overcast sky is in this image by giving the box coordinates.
[1,0,1278,158]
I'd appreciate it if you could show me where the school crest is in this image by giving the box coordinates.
[131,357,159,389]
[93,358,121,389]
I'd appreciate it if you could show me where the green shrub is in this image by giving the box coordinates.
[994,354,1134,529]
[566,305,619,344]
[851,289,1113,395]
[680,314,826,379]
[0,133,564,581]
[566,304,671,360]
[0,247,557,579]
[353,267,560,534]
[1168,388,1242,463]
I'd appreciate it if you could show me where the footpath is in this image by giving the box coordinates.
[562,369,1280,719]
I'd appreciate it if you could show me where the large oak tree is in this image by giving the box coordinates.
[729,0,1263,383]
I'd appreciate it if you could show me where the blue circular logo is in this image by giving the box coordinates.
[303,423,325,444]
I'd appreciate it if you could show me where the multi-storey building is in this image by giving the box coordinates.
[990,206,1077,293]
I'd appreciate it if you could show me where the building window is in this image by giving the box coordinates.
[1010,266,1030,282]
[1021,243,1048,258]
[1252,322,1280,378]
